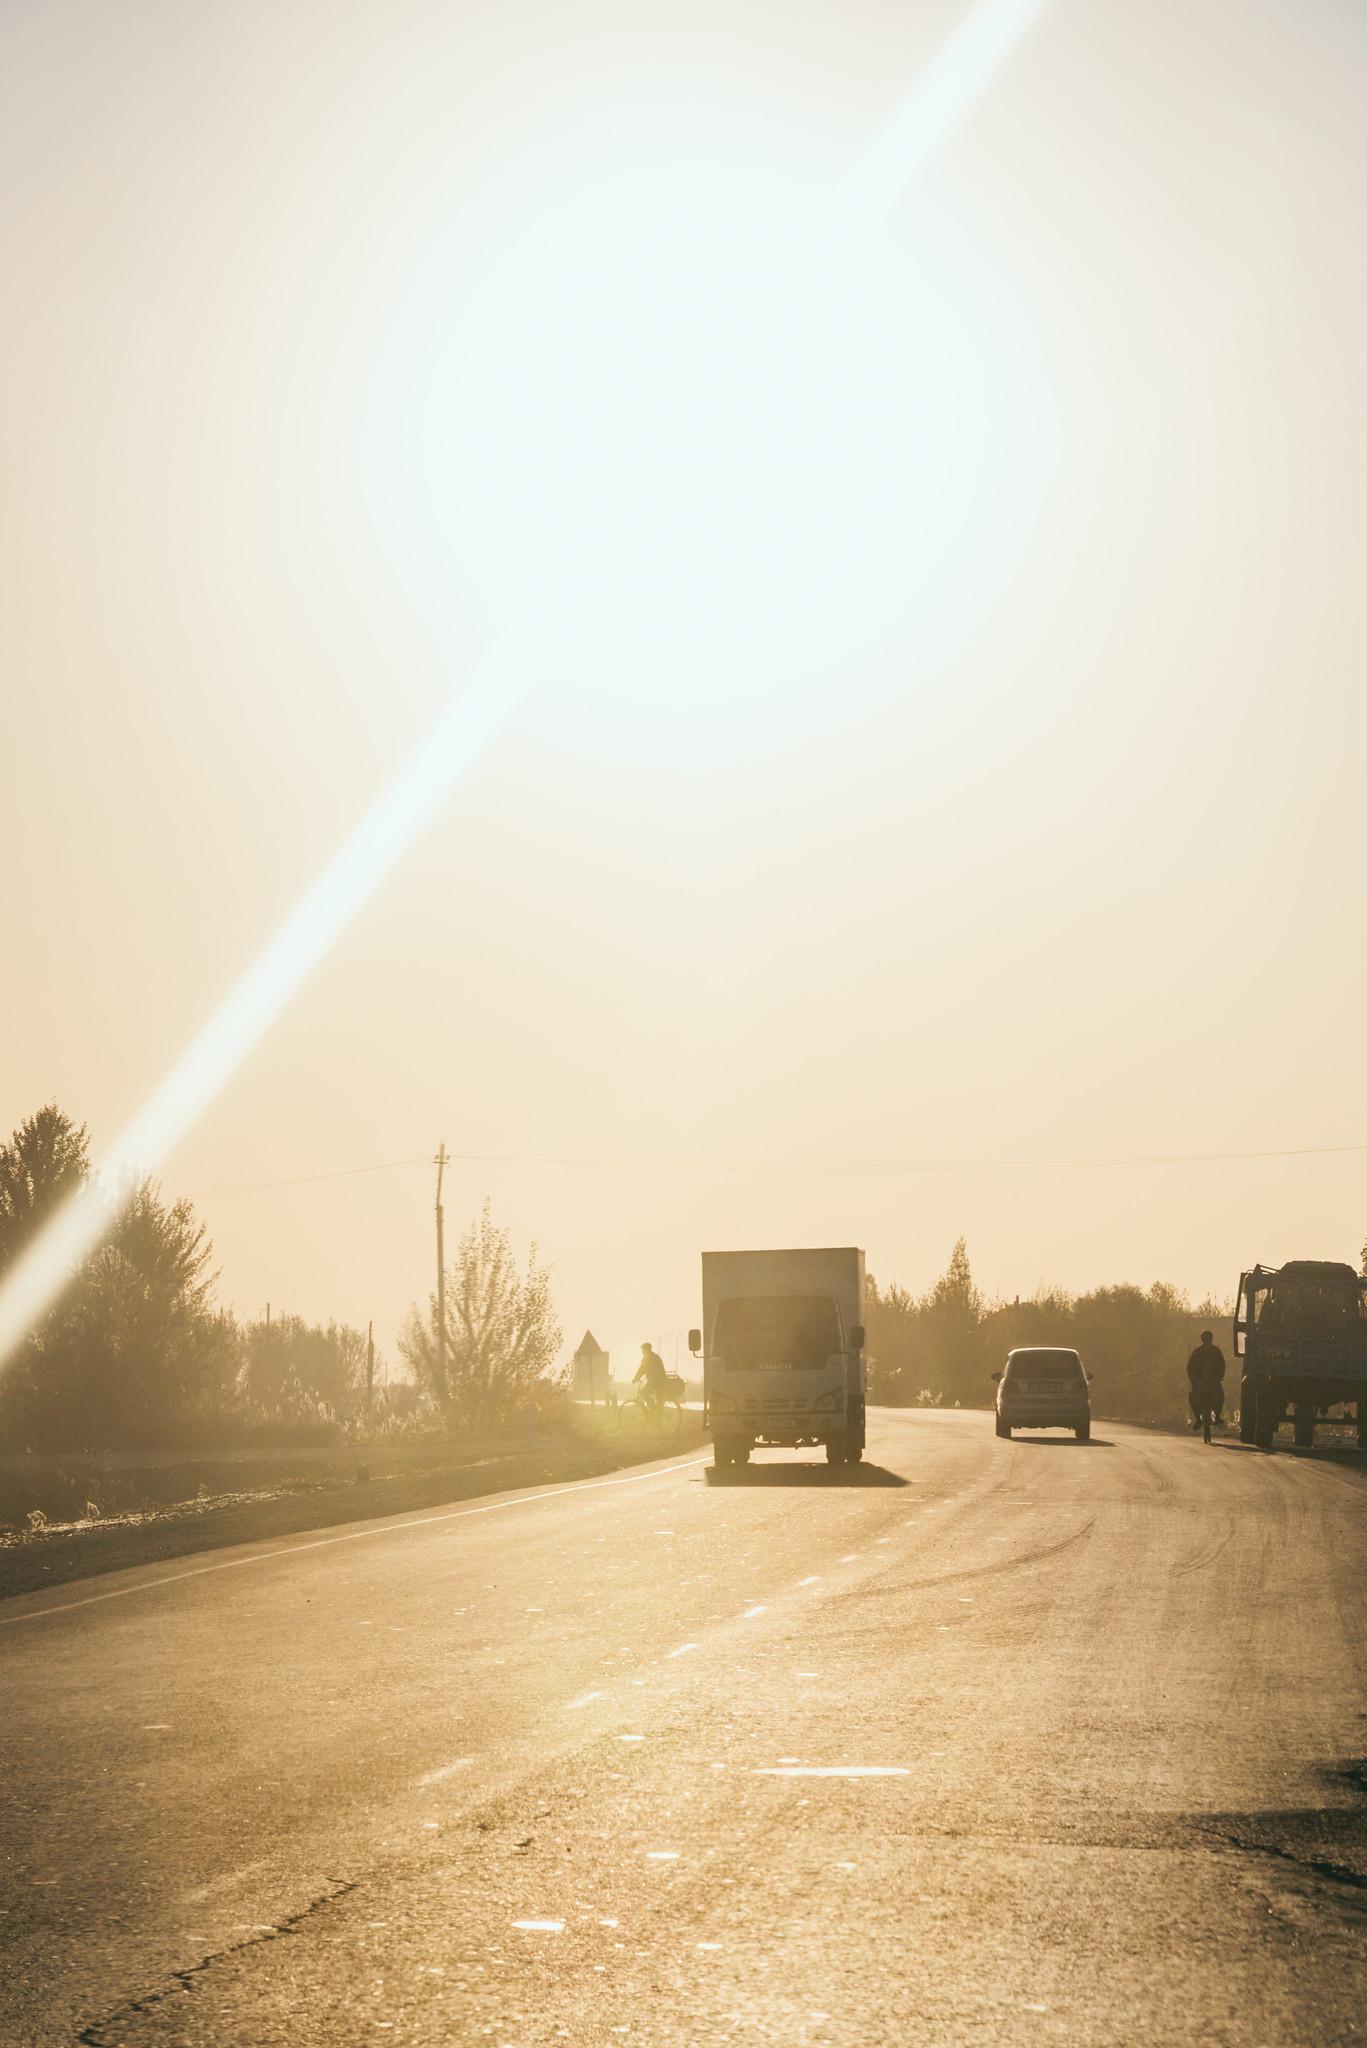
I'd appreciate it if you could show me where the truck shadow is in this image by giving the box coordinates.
[704,1461,908,1488]
[1215,1439,1366,1464]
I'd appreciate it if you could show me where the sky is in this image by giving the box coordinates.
[4,0,1366,1378]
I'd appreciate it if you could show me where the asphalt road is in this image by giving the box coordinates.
[3,1409,1366,2047]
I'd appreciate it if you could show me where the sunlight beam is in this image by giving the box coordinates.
[0,634,536,1365]
[841,0,1052,223]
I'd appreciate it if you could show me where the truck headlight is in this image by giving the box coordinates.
[813,1388,843,1413]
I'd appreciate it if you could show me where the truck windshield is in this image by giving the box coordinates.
[713,1296,842,1370]
[1260,1277,1366,1329]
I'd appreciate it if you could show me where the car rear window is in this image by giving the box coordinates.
[1007,1352,1083,1378]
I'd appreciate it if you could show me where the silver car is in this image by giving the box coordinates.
[993,1347,1091,1441]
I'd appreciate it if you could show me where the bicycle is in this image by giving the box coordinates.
[615,1383,683,1440]
[1193,1397,1220,1444]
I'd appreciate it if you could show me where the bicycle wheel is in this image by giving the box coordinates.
[658,1399,682,1438]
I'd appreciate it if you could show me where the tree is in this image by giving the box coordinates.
[399,1201,562,1433]
[918,1237,986,1403]
[239,1313,370,1424]
[0,1103,90,1269]
[0,1102,233,1449]
[865,1278,923,1404]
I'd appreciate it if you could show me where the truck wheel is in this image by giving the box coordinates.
[712,1439,734,1470]
[1293,1408,1315,1449]
[735,1441,752,1467]
[998,1419,1012,1440]
[1358,1406,1367,1450]
[1075,1420,1090,1443]
[826,1435,847,1466]
[1239,1385,1256,1444]
[847,1443,864,1465]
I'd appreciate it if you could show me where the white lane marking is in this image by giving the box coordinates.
[697,1942,722,1950]
[418,1757,474,1786]
[741,1606,766,1619]
[617,1734,645,1743]
[798,1576,820,1587]
[666,1642,698,1659]
[755,1766,909,1778]
[512,1919,564,1932]
[840,1554,860,1563]
[1,1455,711,1629]
[795,1671,818,1679]
[566,1691,606,1710]
[647,1851,679,1861]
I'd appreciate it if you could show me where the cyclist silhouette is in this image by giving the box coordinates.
[633,1341,668,1411]
[1186,1329,1225,1431]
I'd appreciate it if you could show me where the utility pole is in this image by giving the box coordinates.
[434,1142,449,1402]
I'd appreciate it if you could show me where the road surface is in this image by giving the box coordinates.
[3,1409,1365,2046]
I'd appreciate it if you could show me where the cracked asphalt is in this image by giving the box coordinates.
[3,1409,1366,2046]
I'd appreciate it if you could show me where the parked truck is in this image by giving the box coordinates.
[688,1247,866,1469]
[1235,1259,1367,1450]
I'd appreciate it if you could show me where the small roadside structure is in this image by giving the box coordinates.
[570,1331,611,1406]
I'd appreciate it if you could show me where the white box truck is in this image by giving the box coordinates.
[688,1247,866,1469]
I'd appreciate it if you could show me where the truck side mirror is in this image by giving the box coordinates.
[688,1328,701,1356]
[850,1326,865,1351]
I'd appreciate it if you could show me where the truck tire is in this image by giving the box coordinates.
[1293,1407,1315,1449]
[1358,1405,1367,1450]
[847,1442,864,1465]
[713,1438,735,1470]
[826,1435,847,1466]
[998,1419,1012,1439]
[1075,1420,1090,1443]
[1239,1384,1256,1444]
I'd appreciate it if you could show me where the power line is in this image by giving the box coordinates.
[188,1155,430,1197]
[187,1136,1367,1198]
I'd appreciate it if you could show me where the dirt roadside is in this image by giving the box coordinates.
[0,1420,708,1603]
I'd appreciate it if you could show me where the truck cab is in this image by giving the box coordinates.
[1235,1259,1367,1449]
[690,1246,866,1469]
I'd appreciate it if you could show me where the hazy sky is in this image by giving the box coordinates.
[5,0,1366,1375]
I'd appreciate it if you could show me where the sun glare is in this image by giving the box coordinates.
[439,153,992,688]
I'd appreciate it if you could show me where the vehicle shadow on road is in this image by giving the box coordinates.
[1010,1436,1116,1449]
[704,1462,909,1489]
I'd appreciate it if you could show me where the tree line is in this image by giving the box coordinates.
[866,1238,1229,1429]
[0,1105,562,1451]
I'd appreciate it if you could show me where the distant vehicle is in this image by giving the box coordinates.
[689,1247,866,1469]
[1235,1260,1367,1450]
[993,1348,1091,1441]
